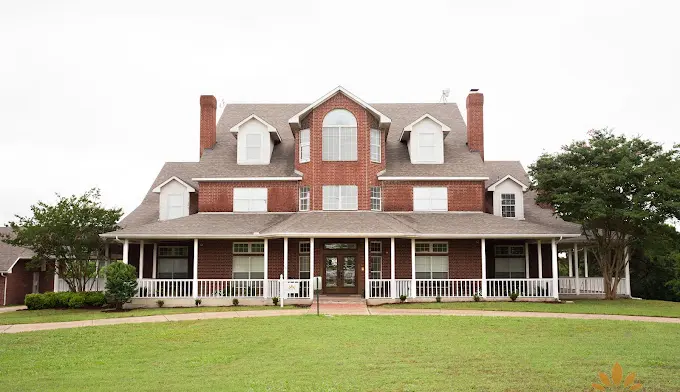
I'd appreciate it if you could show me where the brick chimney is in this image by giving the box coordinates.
[199,95,217,158]
[466,89,484,160]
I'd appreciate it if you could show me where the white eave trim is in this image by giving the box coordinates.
[487,174,529,191]
[288,86,391,131]
[2,257,25,273]
[378,176,489,181]
[100,233,581,240]
[192,177,303,182]
[152,176,196,193]
[399,113,452,142]
[229,114,282,143]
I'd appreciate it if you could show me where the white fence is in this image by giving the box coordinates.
[558,277,627,295]
[268,279,311,299]
[486,279,553,298]
[416,279,482,298]
[198,279,265,298]
[55,277,106,292]
[137,279,193,298]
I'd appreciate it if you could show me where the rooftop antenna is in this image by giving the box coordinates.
[218,98,226,109]
[440,88,450,103]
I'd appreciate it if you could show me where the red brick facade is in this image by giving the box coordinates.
[382,180,485,211]
[199,95,216,157]
[198,181,298,212]
[466,90,484,160]
[1,259,54,305]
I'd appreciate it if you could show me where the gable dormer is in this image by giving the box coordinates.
[488,175,528,220]
[152,176,196,221]
[400,114,450,164]
[230,115,282,165]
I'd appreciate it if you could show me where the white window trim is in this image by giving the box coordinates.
[299,186,310,212]
[413,187,448,212]
[370,186,382,211]
[299,129,310,163]
[232,255,265,280]
[494,245,525,257]
[158,246,189,257]
[415,241,449,253]
[322,126,358,161]
[501,193,516,218]
[232,242,265,254]
[233,188,267,212]
[322,185,358,211]
[415,255,450,279]
[370,129,381,163]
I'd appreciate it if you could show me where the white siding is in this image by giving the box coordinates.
[237,118,273,165]
[159,180,191,221]
[406,117,444,164]
[492,179,525,219]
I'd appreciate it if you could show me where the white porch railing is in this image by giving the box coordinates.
[558,277,627,295]
[137,279,193,298]
[367,279,392,298]
[416,279,483,297]
[198,279,265,298]
[396,279,411,297]
[486,278,554,298]
[268,279,311,299]
[55,277,106,292]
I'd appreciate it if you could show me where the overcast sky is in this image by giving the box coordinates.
[1,0,678,223]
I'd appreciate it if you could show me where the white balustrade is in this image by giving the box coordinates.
[415,279,482,298]
[136,279,193,298]
[559,277,627,295]
[197,279,264,298]
[367,279,392,298]
[395,279,411,297]
[486,279,553,298]
[267,279,310,299]
[55,277,106,292]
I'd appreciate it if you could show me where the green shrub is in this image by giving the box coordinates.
[399,294,407,303]
[102,262,138,310]
[25,294,45,310]
[272,297,279,306]
[195,298,202,307]
[68,295,85,309]
[156,300,165,308]
[232,298,239,306]
[509,291,519,302]
[84,292,106,307]
[473,293,481,302]
[436,296,442,303]
[24,291,106,309]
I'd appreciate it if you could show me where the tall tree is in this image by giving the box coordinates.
[2,188,122,292]
[529,129,680,299]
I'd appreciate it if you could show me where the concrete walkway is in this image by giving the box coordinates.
[1,306,678,334]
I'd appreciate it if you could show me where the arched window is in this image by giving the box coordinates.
[322,109,357,161]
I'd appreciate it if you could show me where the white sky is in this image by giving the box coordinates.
[1,0,678,223]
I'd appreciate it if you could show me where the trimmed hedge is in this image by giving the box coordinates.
[24,291,106,310]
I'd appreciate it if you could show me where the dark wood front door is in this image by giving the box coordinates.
[324,255,358,294]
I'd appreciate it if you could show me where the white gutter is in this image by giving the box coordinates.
[192,177,302,182]
[378,176,489,181]
[100,233,581,240]
[1,273,7,305]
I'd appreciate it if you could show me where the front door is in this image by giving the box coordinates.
[324,255,357,294]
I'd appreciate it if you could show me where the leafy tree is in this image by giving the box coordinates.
[529,129,680,299]
[102,262,138,310]
[630,223,680,301]
[2,188,122,292]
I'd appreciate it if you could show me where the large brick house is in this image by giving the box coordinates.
[99,87,630,306]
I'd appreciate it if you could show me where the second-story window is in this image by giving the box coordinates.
[501,194,516,217]
[233,188,267,212]
[322,109,357,161]
[413,187,448,211]
[370,129,381,163]
[245,134,262,161]
[370,186,382,211]
[323,185,358,210]
[299,186,310,211]
[299,129,310,163]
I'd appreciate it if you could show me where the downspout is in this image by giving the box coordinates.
[1,273,7,306]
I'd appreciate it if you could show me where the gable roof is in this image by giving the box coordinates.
[288,86,391,131]
[399,113,451,142]
[229,114,282,143]
[487,174,529,191]
[151,176,196,193]
[0,227,34,272]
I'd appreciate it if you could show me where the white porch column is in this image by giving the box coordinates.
[574,244,580,295]
[263,239,269,298]
[193,239,199,299]
[364,238,369,299]
[537,240,543,279]
[625,246,631,296]
[584,247,589,277]
[283,237,289,281]
[390,237,396,299]
[105,243,110,260]
[567,249,573,277]
[152,243,158,278]
[53,271,59,292]
[481,239,487,297]
[309,238,315,299]
[524,242,530,279]
[551,238,559,300]
[139,240,145,279]
[410,239,416,298]
[122,239,129,264]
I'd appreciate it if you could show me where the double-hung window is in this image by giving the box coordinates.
[233,188,267,212]
[232,242,265,279]
[299,241,310,279]
[414,242,449,279]
[413,187,448,211]
[299,129,310,163]
[370,186,382,211]
[501,194,516,218]
[322,109,357,161]
[157,246,189,279]
[370,129,381,163]
[494,245,525,278]
[322,185,358,210]
[369,241,382,279]
[299,186,310,211]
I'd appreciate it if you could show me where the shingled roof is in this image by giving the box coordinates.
[0,227,34,272]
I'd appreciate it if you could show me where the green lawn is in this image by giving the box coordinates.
[383,299,680,318]
[1,316,678,391]
[0,306,298,325]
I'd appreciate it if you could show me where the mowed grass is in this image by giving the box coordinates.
[0,306,298,325]
[383,299,680,318]
[1,316,679,391]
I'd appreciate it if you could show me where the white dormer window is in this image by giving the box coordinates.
[488,175,528,220]
[152,176,196,221]
[322,109,357,161]
[400,114,450,164]
[299,129,310,163]
[230,115,281,165]
[233,188,267,212]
